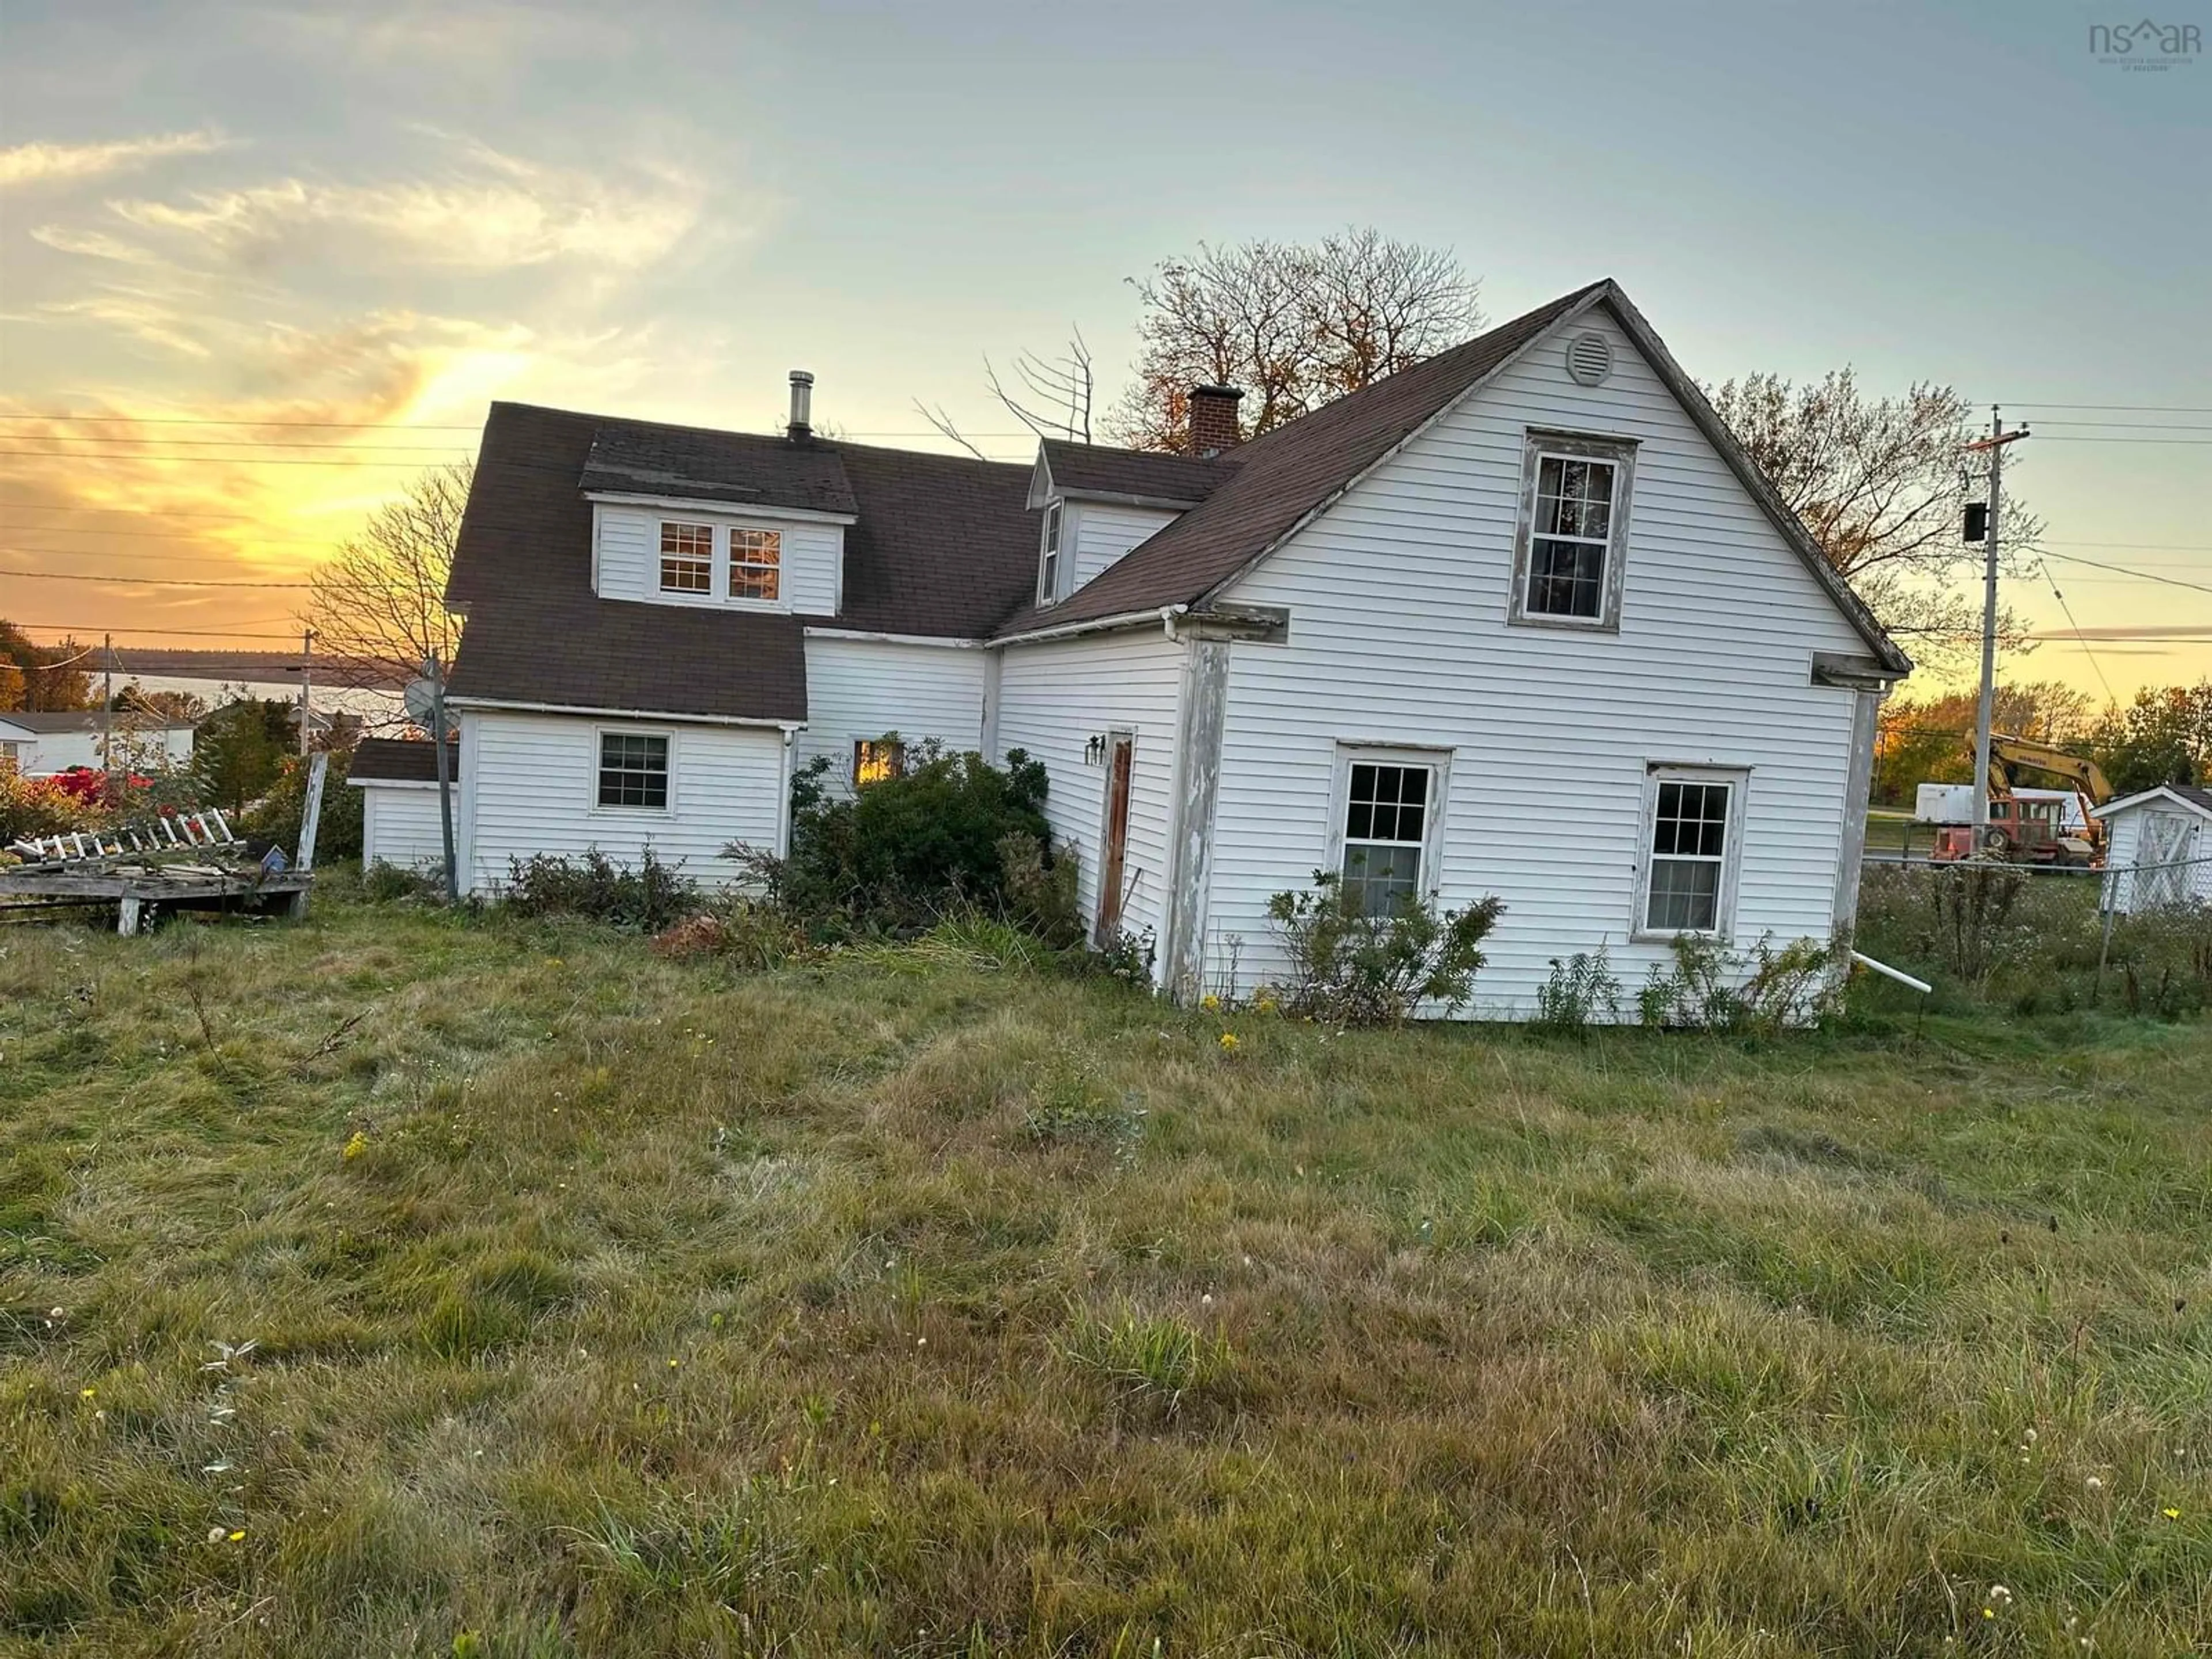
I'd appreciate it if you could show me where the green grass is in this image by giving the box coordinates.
[2,888,2209,1656]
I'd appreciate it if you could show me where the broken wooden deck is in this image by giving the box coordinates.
[0,861,312,932]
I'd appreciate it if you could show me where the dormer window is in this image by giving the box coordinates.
[659,521,713,593]
[729,528,781,601]
[1037,500,1063,604]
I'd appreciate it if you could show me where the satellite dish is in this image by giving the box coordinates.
[404,677,439,724]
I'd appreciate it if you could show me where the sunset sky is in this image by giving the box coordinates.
[2,0,2206,698]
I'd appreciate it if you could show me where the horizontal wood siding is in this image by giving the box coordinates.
[797,637,987,793]
[992,630,1184,968]
[358,786,446,872]
[1206,308,1869,1017]
[460,710,783,895]
[1070,502,1176,590]
[594,502,839,616]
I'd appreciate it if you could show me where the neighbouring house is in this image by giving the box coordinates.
[349,736,460,872]
[2099,784,2212,913]
[0,709,197,775]
[438,279,1910,1016]
[102,649,410,733]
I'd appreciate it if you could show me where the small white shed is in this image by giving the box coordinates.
[2100,783,2212,913]
[347,737,457,872]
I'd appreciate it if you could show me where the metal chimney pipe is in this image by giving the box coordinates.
[788,370,815,439]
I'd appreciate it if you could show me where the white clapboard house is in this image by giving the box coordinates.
[0,709,197,775]
[358,280,1910,1015]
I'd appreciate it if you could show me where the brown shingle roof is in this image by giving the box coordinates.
[581,419,859,514]
[1038,438,1234,507]
[445,404,811,722]
[993,282,1609,638]
[832,444,1038,637]
[348,736,457,783]
[993,280,1909,675]
[444,404,1040,720]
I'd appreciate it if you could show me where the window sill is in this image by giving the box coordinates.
[1506,610,1620,634]
[1631,926,1733,946]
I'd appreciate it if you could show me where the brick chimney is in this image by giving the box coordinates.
[1187,384,1243,459]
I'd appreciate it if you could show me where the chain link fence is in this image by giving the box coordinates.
[1855,855,2212,1018]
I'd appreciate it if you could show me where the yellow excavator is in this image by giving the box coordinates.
[1931,734,2116,865]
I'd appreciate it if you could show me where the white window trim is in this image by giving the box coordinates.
[647,516,795,613]
[727,526,784,604]
[1509,429,1637,632]
[1325,744,1453,906]
[1634,763,1749,941]
[590,725,677,818]
[657,518,715,596]
[1037,499,1066,606]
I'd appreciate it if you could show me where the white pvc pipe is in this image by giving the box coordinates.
[1851,951,1931,994]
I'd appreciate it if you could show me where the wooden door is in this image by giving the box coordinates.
[1096,734,1134,938]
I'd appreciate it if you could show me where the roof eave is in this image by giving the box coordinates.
[1596,291,1914,678]
[1190,282,1618,616]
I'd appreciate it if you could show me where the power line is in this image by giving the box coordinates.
[2029,419,2212,431]
[6,622,304,638]
[2036,562,2118,707]
[2038,550,2212,596]
[2006,402,2212,414]
[0,569,310,589]
[3,554,315,576]
[0,414,486,429]
[0,436,478,452]
[2029,436,2212,446]
[0,450,455,467]
[2042,539,2212,552]
[0,505,274,519]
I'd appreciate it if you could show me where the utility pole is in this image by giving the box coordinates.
[1964,409,2031,849]
[299,627,315,756]
[100,632,114,801]
[427,652,459,903]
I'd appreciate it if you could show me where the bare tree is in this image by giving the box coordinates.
[916,330,1094,459]
[1109,229,1483,450]
[302,461,469,690]
[1707,371,2041,673]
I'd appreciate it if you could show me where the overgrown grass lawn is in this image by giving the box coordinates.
[3,895,2209,1655]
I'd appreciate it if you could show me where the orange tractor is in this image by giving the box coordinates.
[1930,735,2114,866]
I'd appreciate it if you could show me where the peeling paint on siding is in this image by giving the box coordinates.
[1165,637,1230,1002]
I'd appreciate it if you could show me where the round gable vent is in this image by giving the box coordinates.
[1565,331,1613,387]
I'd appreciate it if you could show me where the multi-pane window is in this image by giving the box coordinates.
[1527,455,1615,619]
[658,521,713,593]
[1037,501,1063,603]
[1645,778,1732,932]
[729,528,782,601]
[597,733,669,809]
[1340,760,1432,917]
[853,738,904,787]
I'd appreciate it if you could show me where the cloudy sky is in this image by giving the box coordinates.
[2,0,2206,696]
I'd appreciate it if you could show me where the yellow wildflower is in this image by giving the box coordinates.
[228,1529,245,1543]
[1218,1032,1240,1053]
[1255,996,1278,1016]
[1199,993,1220,1011]
[342,1130,368,1161]
[78,1386,95,1399]
[2164,1506,2181,1519]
